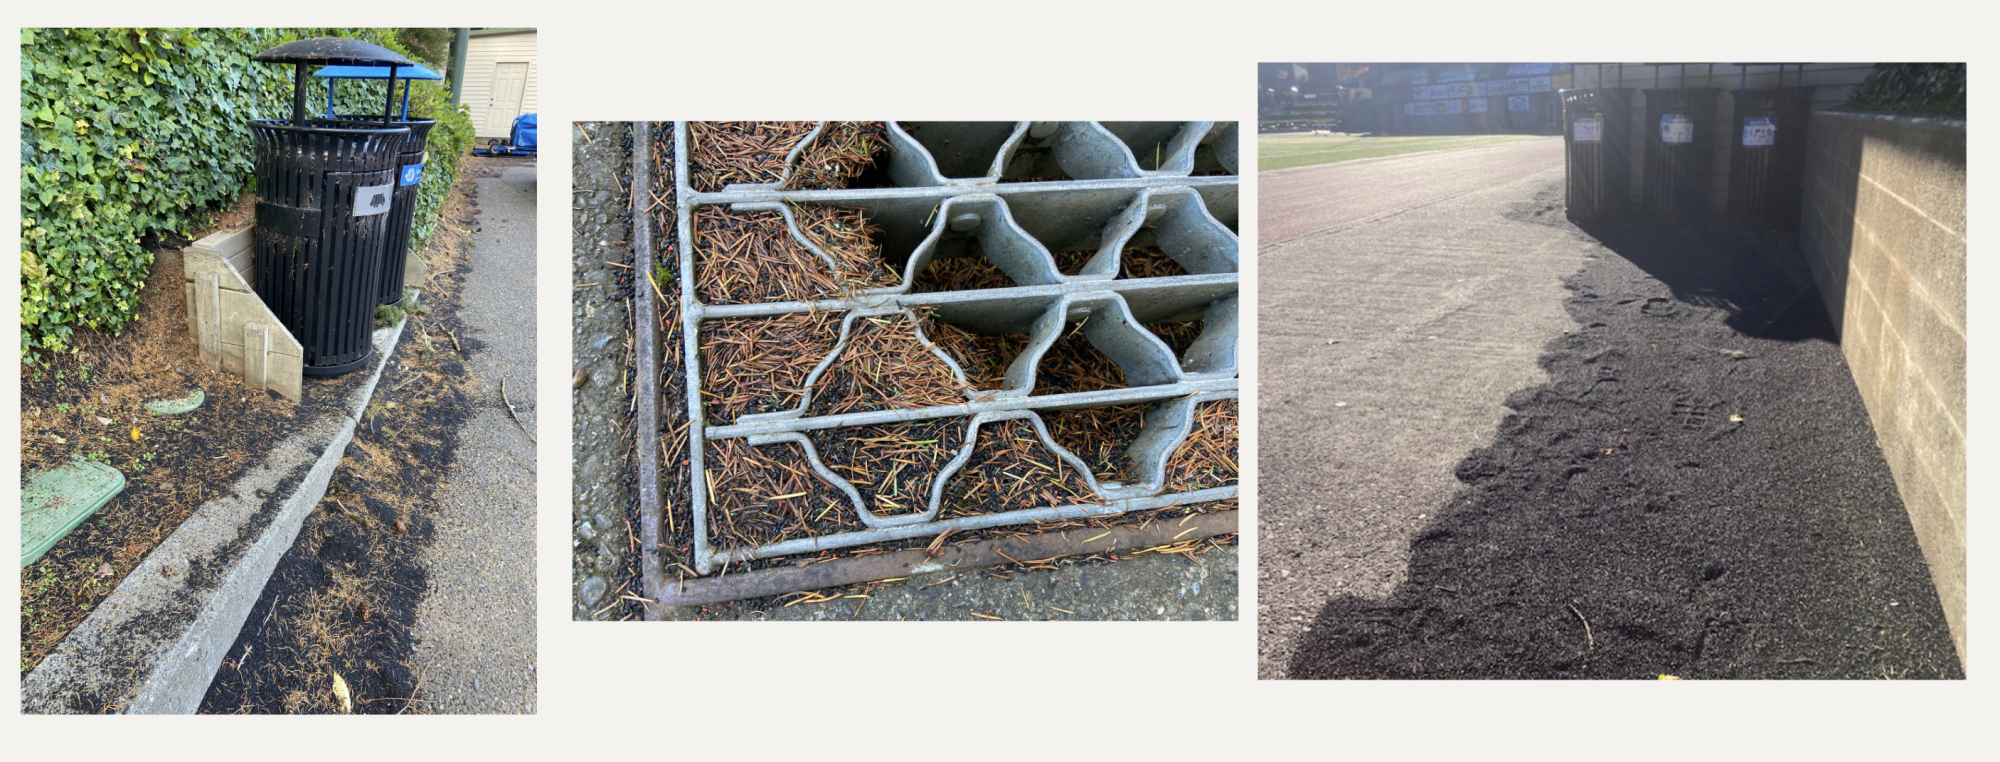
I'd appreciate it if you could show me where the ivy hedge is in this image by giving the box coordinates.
[20,28,475,359]
[1847,63,1967,117]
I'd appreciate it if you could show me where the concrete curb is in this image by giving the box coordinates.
[21,318,407,714]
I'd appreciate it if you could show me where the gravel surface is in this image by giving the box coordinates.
[1258,142,1591,678]
[1287,217,1960,679]
[570,121,637,618]
[409,165,540,711]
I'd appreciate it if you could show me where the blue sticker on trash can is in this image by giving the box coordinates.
[400,163,424,186]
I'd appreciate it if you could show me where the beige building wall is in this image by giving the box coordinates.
[461,30,539,139]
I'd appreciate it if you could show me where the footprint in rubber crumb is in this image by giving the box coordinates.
[1640,297,1678,317]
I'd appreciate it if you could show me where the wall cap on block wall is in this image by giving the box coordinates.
[1814,108,1966,129]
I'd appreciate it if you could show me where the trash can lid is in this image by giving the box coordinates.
[253,37,413,67]
[315,63,443,80]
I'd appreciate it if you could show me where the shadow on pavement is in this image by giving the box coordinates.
[1282,220,1960,680]
[1576,221,1834,343]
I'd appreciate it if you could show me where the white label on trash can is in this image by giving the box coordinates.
[1660,113,1695,144]
[1573,116,1603,143]
[354,183,394,216]
[1742,116,1777,147]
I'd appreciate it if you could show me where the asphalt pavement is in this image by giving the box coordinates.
[1256,138,1595,678]
[409,163,540,711]
[1259,137,1957,679]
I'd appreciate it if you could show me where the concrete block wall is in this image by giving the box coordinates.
[1799,109,1966,664]
[182,228,306,402]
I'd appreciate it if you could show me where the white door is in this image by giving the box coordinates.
[487,62,529,137]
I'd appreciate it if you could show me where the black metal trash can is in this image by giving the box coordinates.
[1727,87,1813,230]
[315,62,444,305]
[249,38,414,376]
[1560,88,1635,225]
[1641,88,1719,223]
[321,116,435,304]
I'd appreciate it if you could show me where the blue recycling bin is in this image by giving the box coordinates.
[249,38,412,376]
[317,63,442,305]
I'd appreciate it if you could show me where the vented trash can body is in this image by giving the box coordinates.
[1642,88,1719,224]
[315,62,444,305]
[248,37,416,376]
[322,116,435,304]
[1727,87,1813,230]
[1561,88,1635,226]
[249,121,407,375]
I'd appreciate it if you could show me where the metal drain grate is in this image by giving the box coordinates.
[648,121,1239,601]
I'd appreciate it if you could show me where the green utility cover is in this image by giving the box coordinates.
[21,457,125,568]
[145,389,205,415]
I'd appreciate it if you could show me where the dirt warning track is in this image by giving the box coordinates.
[1259,137,1564,246]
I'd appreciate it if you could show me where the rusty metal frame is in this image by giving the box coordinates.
[630,123,665,620]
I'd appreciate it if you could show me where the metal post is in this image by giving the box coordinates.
[448,28,470,104]
[384,65,399,125]
[291,63,307,123]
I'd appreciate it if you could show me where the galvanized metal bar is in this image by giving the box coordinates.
[704,383,1239,440]
[630,122,664,620]
[705,488,1237,570]
[690,273,1240,320]
[676,120,714,586]
[682,173,1238,207]
[658,509,1238,609]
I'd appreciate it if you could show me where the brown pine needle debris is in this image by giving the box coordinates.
[699,312,844,424]
[924,320,1031,391]
[1121,247,1191,279]
[807,418,969,520]
[783,122,889,190]
[793,204,900,291]
[693,206,897,305]
[1146,319,1204,359]
[911,254,1017,292]
[940,419,1100,520]
[687,121,817,192]
[687,121,888,192]
[1163,399,1239,492]
[807,312,966,416]
[704,438,859,549]
[1049,246,1191,279]
[1034,327,1128,396]
[1042,403,1150,484]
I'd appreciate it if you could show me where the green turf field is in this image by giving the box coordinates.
[1259,133,1546,172]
